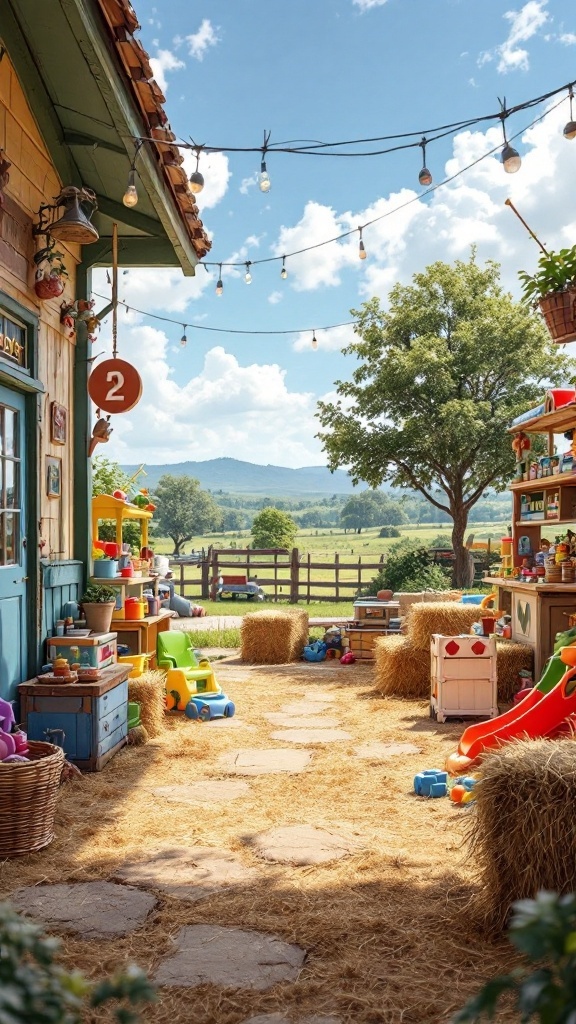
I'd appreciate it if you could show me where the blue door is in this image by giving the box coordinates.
[0,384,27,703]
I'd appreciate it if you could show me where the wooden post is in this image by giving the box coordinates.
[201,554,210,600]
[307,553,311,604]
[334,551,340,602]
[210,546,219,601]
[290,548,300,603]
[357,555,362,596]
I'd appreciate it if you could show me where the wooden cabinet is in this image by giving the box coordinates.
[19,664,130,772]
[113,609,173,670]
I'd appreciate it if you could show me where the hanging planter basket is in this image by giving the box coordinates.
[539,288,576,345]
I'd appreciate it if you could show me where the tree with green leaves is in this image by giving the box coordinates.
[155,474,222,555]
[317,253,573,586]
[340,490,408,533]
[251,507,298,549]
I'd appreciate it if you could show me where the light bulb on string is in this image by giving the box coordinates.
[418,137,433,187]
[564,86,576,139]
[180,325,188,347]
[122,168,138,208]
[281,257,287,280]
[216,264,223,296]
[259,129,272,192]
[189,148,204,194]
[245,261,252,284]
[498,98,521,173]
[358,227,367,260]
[311,331,318,350]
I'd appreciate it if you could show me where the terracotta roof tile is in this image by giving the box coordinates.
[96,0,211,261]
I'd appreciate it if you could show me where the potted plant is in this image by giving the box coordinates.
[518,244,576,344]
[81,582,117,633]
[33,244,68,300]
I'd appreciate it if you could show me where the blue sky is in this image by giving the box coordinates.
[95,0,576,468]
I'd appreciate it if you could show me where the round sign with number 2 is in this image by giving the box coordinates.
[88,358,143,414]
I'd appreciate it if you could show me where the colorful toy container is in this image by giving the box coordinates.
[47,632,117,670]
[430,633,498,723]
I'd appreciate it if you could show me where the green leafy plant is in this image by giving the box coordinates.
[362,541,451,595]
[81,582,117,604]
[519,246,576,304]
[453,891,576,1023]
[0,902,155,1024]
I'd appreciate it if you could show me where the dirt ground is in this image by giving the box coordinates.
[0,659,515,1024]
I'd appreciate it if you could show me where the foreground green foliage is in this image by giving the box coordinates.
[454,891,576,1023]
[0,903,155,1024]
[317,252,572,585]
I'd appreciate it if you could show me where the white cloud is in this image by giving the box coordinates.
[94,325,323,466]
[181,149,231,210]
[93,265,213,317]
[268,291,283,305]
[185,19,220,61]
[239,173,258,195]
[149,48,184,94]
[478,0,549,73]
[352,0,388,9]
[560,32,576,45]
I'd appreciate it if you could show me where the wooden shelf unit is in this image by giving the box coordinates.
[89,576,157,620]
[113,609,173,670]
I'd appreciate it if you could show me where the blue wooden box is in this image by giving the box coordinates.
[19,665,130,772]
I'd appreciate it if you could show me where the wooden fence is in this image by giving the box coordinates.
[168,546,385,603]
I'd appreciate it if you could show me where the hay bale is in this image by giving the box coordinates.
[372,635,430,698]
[496,639,534,703]
[395,591,462,617]
[469,739,576,933]
[241,609,309,664]
[408,602,491,652]
[128,671,165,738]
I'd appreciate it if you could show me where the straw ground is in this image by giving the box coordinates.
[0,660,520,1024]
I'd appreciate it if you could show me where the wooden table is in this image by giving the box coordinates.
[485,576,576,677]
[19,664,131,771]
[113,609,173,669]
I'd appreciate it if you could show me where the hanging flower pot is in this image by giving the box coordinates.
[33,243,68,302]
[518,244,576,344]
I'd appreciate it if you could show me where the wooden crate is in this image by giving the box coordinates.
[346,625,397,661]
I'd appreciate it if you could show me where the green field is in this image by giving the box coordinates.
[153,522,508,602]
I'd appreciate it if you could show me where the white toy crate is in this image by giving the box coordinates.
[430,633,498,723]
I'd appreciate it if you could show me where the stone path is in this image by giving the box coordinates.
[248,825,361,865]
[11,882,156,937]
[117,847,257,901]
[219,747,314,775]
[151,780,250,805]
[270,728,352,744]
[154,924,306,989]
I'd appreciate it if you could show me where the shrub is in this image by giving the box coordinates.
[379,525,401,538]
[363,542,451,595]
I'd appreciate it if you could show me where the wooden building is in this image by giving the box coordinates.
[0,0,209,703]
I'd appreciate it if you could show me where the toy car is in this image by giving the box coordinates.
[184,694,236,721]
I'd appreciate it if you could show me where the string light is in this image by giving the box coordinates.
[418,137,433,186]
[281,256,287,279]
[216,264,223,296]
[499,98,521,173]
[311,331,318,350]
[245,261,252,284]
[180,325,188,346]
[189,148,204,194]
[122,141,142,208]
[358,227,366,260]
[564,86,576,139]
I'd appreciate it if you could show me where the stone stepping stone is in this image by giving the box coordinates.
[281,702,334,716]
[264,713,341,729]
[117,847,256,901]
[271,729,351,744]
[10,881,156,938]
[353,741,421,760]
[219,748,313,775]
[249,824,360,865]
[151,780,250,805]
[154,924,305,989]
[243,1016,340,1024]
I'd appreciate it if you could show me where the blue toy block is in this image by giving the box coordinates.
[414,769,448,797]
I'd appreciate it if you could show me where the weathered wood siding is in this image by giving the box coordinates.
[0,53,80,561]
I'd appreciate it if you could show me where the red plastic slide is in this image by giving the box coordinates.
[446,667,576,774]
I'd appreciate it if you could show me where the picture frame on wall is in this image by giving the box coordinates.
[51,402,67,445]
[46,456,62,499]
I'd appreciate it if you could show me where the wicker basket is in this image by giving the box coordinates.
[539,289,576,344]
[0,741,65,857]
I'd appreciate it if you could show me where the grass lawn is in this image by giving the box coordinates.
[0,660,514,1023]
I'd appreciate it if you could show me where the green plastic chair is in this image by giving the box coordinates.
[157,631,215,688]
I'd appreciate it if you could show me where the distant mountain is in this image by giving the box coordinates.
[120,457,367,496]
